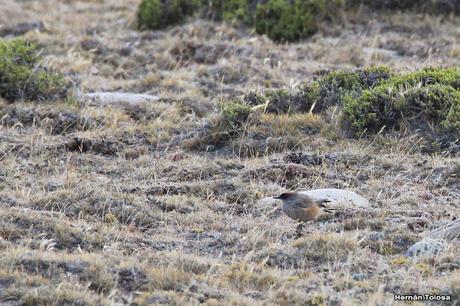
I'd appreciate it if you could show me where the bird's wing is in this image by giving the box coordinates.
[294,200,312,208]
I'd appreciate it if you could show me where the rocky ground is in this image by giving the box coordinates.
[0,0,459,305]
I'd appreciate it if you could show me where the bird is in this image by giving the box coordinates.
[273,192,336,237]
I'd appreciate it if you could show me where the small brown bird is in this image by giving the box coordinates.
[273,192,335,236]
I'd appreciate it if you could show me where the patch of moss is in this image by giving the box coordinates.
[0,39,66,102]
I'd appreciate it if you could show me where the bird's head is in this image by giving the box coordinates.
[273,192,299,201]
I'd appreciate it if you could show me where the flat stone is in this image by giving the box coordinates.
[78,92,160,106]
[363,47,399,58]
[405,238,448,258]
[299,189,370,207]
[257,189,370,212]
[428,219,460,241]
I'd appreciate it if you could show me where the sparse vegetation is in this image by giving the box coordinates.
[138,0,460,42]
[137,0,344,41]
[343,68,460,137]
[1,0,459,305]
[227,66,460,146]
[0,39,66,102]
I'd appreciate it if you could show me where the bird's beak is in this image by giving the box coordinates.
[273,196,281,199]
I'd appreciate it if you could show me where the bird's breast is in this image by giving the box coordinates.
[283,203,320,222]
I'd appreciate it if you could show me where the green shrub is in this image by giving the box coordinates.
[204,0,254,23]
[137,0,201,30]
[377,67,460,91]
[343,86,398,133]
[137,0,163,30]
[343,68,460,137]
[222,0,253,23]
[138,0,460,41]
[0,39,66,102]
[300,65,391,112]
[190,100,251,148]
[401,84,460,132]
[255,0,313,42]
[138,0,255,30]
[243,89,312,114]
[137,0,346,41]
[243,91,266,106]
[222,100,251,128]
[238,67,458,141]
[264,89,299,113]
[239,66,391,115]
[255,0,346,42]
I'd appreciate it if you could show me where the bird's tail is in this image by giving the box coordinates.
[317,199,336,213]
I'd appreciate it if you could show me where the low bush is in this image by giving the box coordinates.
[241,66,459,142]
[192,67,458,153]
[0,39,66,102]
[204,0,254,24]
[343,68,460,137]
[221,99,252,129]
[242,66,391,115]
[137,0,344,41]
[137,0,201,30]
[137,0,255,30]
[138,0,460,42]
[302,65,391,112]
[255,0,344,42]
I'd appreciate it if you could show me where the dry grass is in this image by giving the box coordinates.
[0,0,459,305]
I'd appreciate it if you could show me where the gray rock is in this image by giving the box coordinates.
[78,92,159,106]
[300,189,370,208]
[258,189,370,210]
[405,238,448,258]
[428,220,460,241]
[362,47,400,59]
